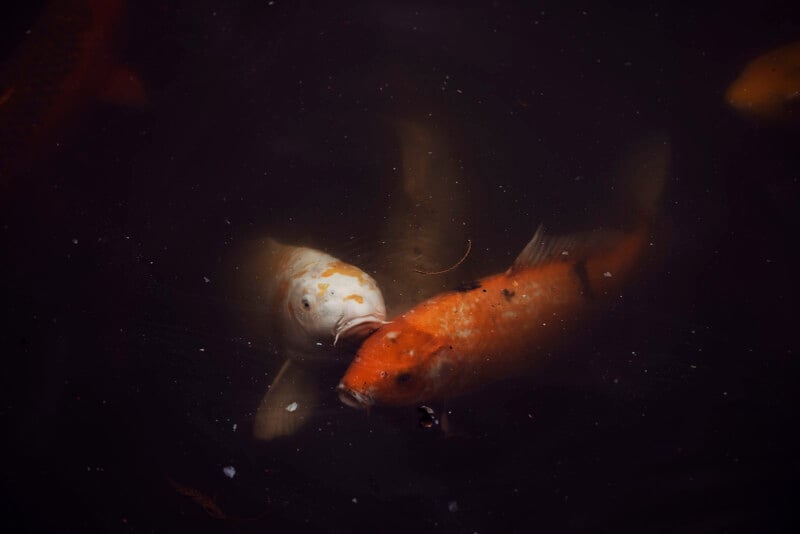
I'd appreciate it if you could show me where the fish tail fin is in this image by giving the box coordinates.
[580,133,670,291]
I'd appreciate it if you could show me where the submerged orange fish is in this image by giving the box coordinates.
[726,41,800,120]
[338,138,668,408]
[0,0,145,184]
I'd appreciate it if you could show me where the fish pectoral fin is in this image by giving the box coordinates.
[253,358,320,441]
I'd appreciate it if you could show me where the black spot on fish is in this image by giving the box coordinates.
[501,288,515,301]
[396,372,413,385]
[455,280,482,292]
[572,260,594,299]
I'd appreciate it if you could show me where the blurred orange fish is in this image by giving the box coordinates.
[338,136,669,408]
[0,0,145,184]
[725,41,800,121]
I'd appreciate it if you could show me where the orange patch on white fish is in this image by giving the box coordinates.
[321,261,368,285]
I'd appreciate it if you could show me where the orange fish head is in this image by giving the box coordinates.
[337,320,455,408]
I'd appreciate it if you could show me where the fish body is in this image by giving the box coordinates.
[338,226,647,407]
[363,117,471,317]
[726,41,800,121]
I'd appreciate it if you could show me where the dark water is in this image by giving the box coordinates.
[1,1,798,532]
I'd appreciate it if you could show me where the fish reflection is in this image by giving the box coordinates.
[726,41,800,121]
[0,0,145,183]
[235,238,386,439]
[338,136,669,408]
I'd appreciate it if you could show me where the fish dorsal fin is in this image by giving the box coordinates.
[506,225,619,275]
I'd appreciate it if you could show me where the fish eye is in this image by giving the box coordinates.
[301,296,311,309]
[396,372,412,385]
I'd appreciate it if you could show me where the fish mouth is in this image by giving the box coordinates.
[333,315,386,345]
[337,383,374,409]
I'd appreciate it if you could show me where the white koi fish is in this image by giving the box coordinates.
[235,238,387,439]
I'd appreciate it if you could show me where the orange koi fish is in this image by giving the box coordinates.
[725,41,800,121]
[338,137,668,408]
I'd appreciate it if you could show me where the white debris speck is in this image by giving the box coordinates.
[203,276,211,283]
[222,466,236,479]
[199,347,205,352]
[315,342,323,346]
[232,423,238,431]
[448,501,459,512]
[72,238,78,245]
[561,250,569,256]
[351,497,358,504]
[285,402,298,412]
[603,271,613,278]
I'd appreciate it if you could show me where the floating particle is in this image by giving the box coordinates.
[203,276,211,283]
[603,271,612,278]
[71,238,78,245]
[222,466,236,479]
[351,497,358,504]
[285,402,298,412]
[232,423,238,431]
[448,501,459,512]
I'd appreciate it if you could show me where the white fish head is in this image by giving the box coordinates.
[286,259,387,347]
